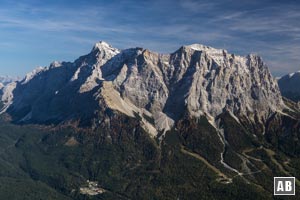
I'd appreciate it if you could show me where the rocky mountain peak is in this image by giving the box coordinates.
[89,41,120,66]
[0,42,286,136]
[93,41,111,49]
[92,41,120,55]
[49,61,63,69]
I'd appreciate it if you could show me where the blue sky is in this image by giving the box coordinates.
[0,0,299,77]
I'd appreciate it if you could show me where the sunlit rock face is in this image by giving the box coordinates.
[0,42,284,136]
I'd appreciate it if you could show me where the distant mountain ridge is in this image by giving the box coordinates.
[0,75,18,83]
[0,76,19,88]
[278,70,300,102]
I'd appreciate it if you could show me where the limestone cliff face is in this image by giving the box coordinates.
[0,41,284,135]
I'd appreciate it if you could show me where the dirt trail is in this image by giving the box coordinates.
[180,146,232,184]
[243,147,300,186]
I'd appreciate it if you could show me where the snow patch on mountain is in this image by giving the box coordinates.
[278,70,300,102]
[287,71,300,78]
[21,66,46,84]
[50,61,62,68]
[78,41,121,93]
[186,44,227,66]
[0,82,17,113]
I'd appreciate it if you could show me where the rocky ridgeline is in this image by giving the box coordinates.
[0,41,284,136]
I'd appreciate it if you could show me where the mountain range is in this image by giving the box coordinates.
[0,42,284,130]
[0,42,299,200]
